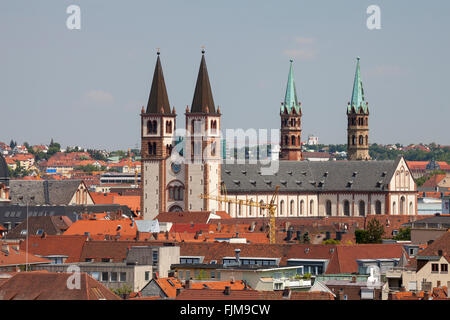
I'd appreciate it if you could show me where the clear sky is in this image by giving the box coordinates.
[1,0,449,150]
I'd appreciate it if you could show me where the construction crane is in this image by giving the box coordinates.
[199,182,280,244]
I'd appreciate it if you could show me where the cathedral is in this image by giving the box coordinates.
[140,52,417,220]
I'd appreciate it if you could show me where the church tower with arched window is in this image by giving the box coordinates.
[184,49,222,212]
[141,51,177,220]
[280,60,302,161]
[347,57,370,161]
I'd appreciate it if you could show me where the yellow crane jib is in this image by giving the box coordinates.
[199,183,280,244]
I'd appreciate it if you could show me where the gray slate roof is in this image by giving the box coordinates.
[221,160,399,193]
[0,204,133,224]
[9,180,84,205]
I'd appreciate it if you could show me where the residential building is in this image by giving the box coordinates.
[35,262,152,292]
[3,216,72,240]
[9,180,94,206]
[0,272,121,300]
[385,231,450,293]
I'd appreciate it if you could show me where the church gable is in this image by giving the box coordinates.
[388,157,416,192]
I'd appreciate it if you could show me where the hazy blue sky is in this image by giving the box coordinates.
[1,0,449,150]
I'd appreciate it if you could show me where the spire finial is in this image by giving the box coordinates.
[201,45,205,54]
[157,48,160,55]
[357,56,360,61]
[290,59,293,63]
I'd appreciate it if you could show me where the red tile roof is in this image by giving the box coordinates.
[0,272,121,300]
[0,242,51,267]
[175,289,334,300]
[19,235,87,263]
[64,219,138,240]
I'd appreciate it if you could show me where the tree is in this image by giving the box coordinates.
[356,218,385,244]
[322,239,340,245]
[111,284,132,299]
[393,227,411,241]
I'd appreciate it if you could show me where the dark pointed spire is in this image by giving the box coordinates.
[146,52,171,114]
[190,50,216,114]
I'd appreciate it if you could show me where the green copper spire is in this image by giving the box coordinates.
[282,60,301,114]
[348,57,368,113]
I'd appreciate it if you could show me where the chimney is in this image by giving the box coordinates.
[224,286,231,295]
[438,249,443,256]
[176,288,181,296]
[185,279,191,289]
[235,248,241,264]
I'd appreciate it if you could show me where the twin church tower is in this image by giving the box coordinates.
[140,51,371,219]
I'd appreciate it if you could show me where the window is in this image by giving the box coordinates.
[279,200,284,216]
[343,200,350,216]
[101,272,109,282]
[85,258,93,262]
[299,200,304,215]
[432,263,439,272]
[290,200,294,216]
[120,272,126,282]
[90,272,100,281]
[441,264,448,273]
[20,230,27,236]
[152,250,158,264]
[375,200,382,215]
[110,272,118,282]
[326,200,332,216]
[145,271,150,281]
[359,200,365,216]
[400,196,405,215]
[211,271,215,279]
[36,229,44,235]
[310,200,314,215]
[101,258,112,263]
[178,271,184,280]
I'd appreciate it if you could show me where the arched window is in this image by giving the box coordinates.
[279,200,284,216]
[259,200,265,216]
[148,142,153,155]
[326,200,332,216]
[299,200,304,215]
[284,136,289,146]
[147,120,152,134]
[168,187,174,200]
[375,200,382,215]
[343,200,350,216]
[309,200,314,215]
[153,143,156,155]
[393,201,397,215]
[352,135,356,145]
[400,196,405,215]
[290,200,294,216]
[238,201,242,216]
[359,135,364,145]
[152,120,157,134]
[249,200,254,216]
[365,135,368,146]
[291,136,296,146]
[409,202,413,215]
[359,200,365,216]
[228,201,232,216]
[165,121,172,134]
